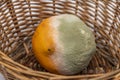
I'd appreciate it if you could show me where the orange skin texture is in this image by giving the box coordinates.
[32,18,59,74]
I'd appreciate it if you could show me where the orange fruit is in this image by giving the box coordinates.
[32,14,96,75]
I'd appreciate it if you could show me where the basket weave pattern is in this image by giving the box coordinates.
[0,0,120,80]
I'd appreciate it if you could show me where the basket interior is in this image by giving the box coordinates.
[0,0,120,75]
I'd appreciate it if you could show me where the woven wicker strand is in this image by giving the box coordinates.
[0,0,120,80]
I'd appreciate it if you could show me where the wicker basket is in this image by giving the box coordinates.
[0,0,120,80]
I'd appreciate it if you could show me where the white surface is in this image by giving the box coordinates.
[0,73,5,80]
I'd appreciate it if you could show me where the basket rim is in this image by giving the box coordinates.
[0,50,120,80]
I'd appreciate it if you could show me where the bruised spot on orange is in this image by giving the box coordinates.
[32,18,59,74]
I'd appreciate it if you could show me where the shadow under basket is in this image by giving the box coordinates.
[0,0,120,80]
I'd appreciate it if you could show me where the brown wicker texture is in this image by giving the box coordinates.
[0,0,120,80]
